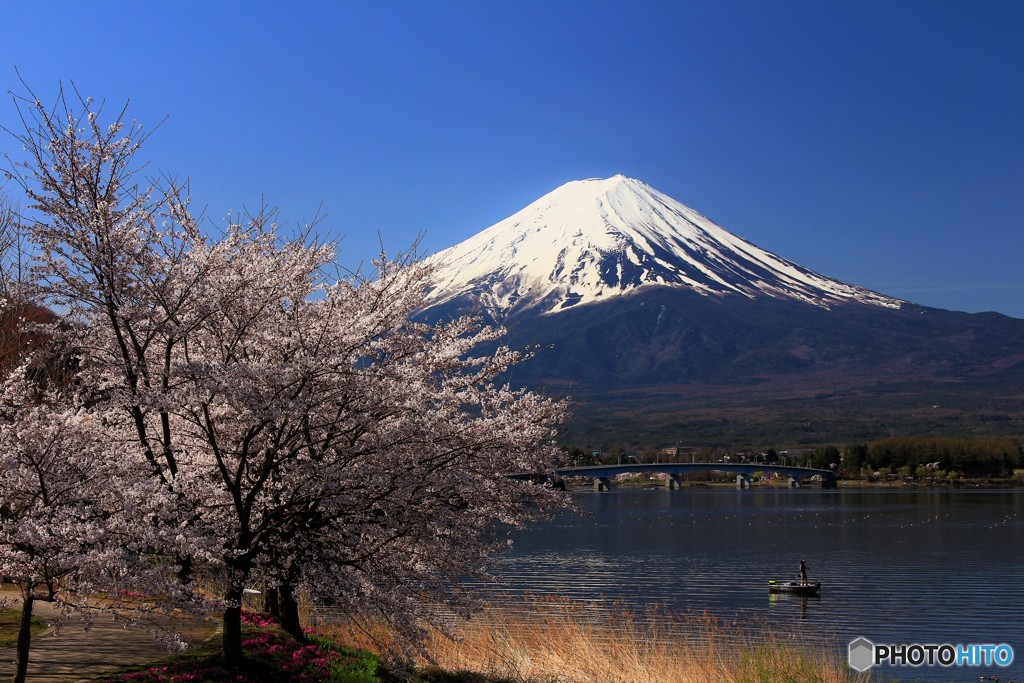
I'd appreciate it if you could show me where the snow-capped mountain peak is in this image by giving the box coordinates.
[424,175,901,317]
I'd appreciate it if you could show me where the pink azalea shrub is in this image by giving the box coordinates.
[239,609,278,629]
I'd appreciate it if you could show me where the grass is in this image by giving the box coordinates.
[321,597,872,683]
[81,596,871,683]
[0,606,48,647]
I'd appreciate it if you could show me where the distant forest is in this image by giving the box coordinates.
[841,436,1022,479]
[564,435,1023,480]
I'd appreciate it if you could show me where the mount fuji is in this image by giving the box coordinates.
[424,175,900,319]
[420,176,1024,445]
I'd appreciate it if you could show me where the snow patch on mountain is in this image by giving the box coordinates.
[424,175,902,317]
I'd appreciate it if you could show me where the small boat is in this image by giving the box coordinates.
[768,580,821,595]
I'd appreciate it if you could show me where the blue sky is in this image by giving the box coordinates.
[2,1,1022,317]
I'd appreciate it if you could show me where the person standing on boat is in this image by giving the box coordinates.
[799,559,808,585]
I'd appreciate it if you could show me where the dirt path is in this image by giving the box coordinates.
[0,592,215,682]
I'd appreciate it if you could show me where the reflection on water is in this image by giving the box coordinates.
[768,592,819,620]
[488,488,1024,682]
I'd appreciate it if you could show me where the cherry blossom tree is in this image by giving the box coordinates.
[0,369,182,683]
[5,82,570,669]
[186,241,569,648]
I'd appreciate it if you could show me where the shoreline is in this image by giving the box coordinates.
[561,476,1023,491]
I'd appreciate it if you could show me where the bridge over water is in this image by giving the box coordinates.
[517,462,837,490]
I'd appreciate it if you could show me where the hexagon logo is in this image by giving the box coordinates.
[848,637,875,672]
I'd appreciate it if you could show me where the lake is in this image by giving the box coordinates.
[488,487,1024,682]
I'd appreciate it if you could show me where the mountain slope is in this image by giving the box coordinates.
[424,175,900,318]
[420,176,1024,445]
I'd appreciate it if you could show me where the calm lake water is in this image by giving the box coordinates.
[489,487,1024,682]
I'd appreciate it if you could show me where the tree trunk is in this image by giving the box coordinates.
[279,580,305,642]
[222,583,245,668]
[263,586,280,620]
[177,555,194,587]
[13,589,34,683]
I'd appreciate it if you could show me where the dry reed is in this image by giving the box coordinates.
[319,595,872,683]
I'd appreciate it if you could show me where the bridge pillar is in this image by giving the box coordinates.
[736,474,752,489]
[788,477,801,488]
[594,477,613,492]
[664,474,683,490]
[821,472,837,489]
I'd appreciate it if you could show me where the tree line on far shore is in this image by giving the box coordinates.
[841,436,1022,479]
[563,435,1023,480]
